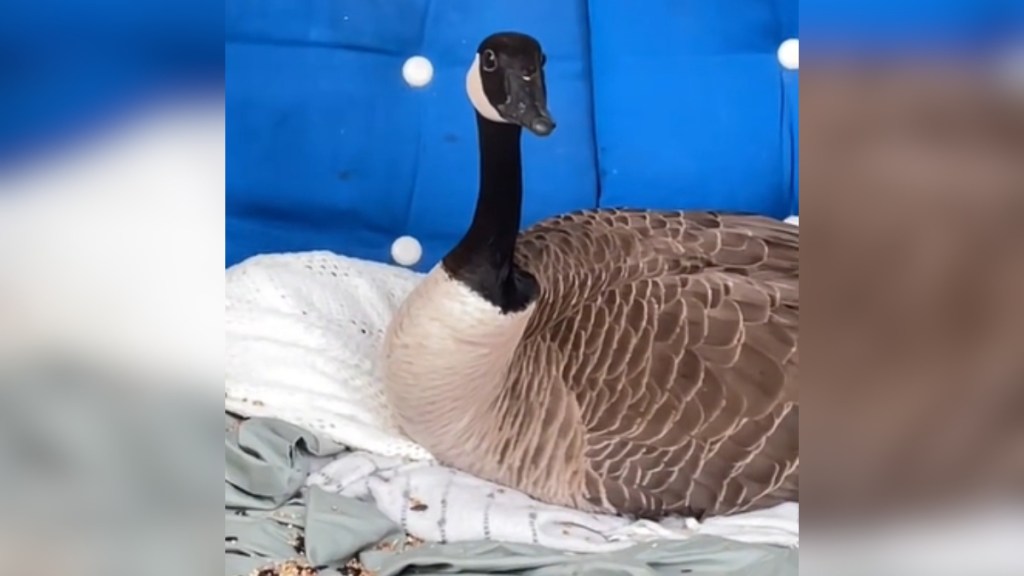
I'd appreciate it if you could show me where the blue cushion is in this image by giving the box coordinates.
[783,68,799,217]
[225,0,800,269]
[226,0,598,270]
[586,0,798,218]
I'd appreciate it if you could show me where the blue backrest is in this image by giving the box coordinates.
[225,0,800,270]
[587,0,799,218]
[226,0,598,270]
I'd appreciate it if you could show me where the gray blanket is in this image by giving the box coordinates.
[225,414,797,576]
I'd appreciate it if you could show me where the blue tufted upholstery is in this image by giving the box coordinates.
[225,0,799,270]
[587,1,798,216]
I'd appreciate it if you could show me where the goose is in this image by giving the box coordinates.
[381,32,799,519]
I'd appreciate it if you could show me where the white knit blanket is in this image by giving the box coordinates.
[225,221,800,552]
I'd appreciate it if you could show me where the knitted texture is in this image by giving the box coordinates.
[225,251,433,460]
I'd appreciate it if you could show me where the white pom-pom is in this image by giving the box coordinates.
[390,235,423,266]
[402,56,434,88]
[777,39,799,70]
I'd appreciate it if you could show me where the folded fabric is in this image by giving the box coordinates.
[224,415,402,575]
[226,415,796,576]
[308,451,799,553]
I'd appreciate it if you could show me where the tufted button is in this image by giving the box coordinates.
[402,56,434,88]
[777,39,799,70]
[391,235,422,267]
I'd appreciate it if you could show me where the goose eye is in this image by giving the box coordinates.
[482,49,498,72]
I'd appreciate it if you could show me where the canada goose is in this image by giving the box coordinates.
[381,32,798,519]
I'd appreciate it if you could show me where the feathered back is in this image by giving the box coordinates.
[509,210,799,517]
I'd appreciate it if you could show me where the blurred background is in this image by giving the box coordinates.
[0,0,222,164]
[1,0,1023,574]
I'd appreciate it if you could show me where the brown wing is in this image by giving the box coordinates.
[515,210,799,518]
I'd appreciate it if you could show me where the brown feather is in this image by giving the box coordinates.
[510,209,799,518]
[383,209,799,520]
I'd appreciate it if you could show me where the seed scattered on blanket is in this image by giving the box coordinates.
[253,400,265,407]
[373,533,424,553]
[342,557,374,576]
[291,534,305,554]
[408,498,428,512]
[373,541,395,553]
[250,560,318,576]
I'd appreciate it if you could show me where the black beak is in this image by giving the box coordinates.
[497,71,556,137]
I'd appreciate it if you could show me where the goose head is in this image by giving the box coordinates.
[466,32,556,137]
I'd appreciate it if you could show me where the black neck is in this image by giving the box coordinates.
[461,116,524,266]
[442,114,538,312]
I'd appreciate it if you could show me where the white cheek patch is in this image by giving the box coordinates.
[466,54,507,123]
